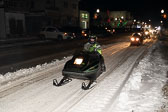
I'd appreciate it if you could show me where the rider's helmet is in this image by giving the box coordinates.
[89,35,97,44]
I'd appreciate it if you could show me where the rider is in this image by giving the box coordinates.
[84,35,106,72]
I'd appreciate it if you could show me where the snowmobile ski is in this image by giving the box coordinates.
[53,77,72,86]
[82,80,97,90]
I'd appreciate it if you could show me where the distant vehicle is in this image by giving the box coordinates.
[58,27,76,39]
[60,26,89,39]
[144,30,151,39]
[130,33,143,46]
[90,26,112,37]
[61,26,83,39]
[39,26,74,40]
[81,29,90,38]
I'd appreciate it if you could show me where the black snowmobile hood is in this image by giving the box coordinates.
[63,51,100,72]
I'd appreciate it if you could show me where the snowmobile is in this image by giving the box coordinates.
[53,50,105,90]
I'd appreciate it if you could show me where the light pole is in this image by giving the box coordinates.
[160,9,167,27]
[94,9,101,27]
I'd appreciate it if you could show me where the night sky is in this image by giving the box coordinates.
[79,0,167,26]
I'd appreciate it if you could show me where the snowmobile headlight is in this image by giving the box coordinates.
[74,58,83,65]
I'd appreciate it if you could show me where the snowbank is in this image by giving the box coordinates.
[0,57,71,86]
[113,41,168,112]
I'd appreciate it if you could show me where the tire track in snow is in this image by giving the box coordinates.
[0,57,70,98]
[66,45,150,112]
[50,43,140,112]
[0,40,154,112]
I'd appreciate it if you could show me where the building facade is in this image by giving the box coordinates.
[80,10,89,29]
[92,10,133,28]
[0,7,6,38]
[109,11,133,28]
[0,0,28,38]
[29,0,79,27]
[0,0,80,38]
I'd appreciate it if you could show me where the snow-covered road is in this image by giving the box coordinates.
[1,39,163,112]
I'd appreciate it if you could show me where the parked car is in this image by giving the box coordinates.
[58,27,76,39]
[130,33,143,46]
[39,26,74,40]
[81,29,90,38]
[60,26,82,39]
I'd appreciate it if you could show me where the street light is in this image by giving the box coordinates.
[96,9,100,13]
[161,9,164,14]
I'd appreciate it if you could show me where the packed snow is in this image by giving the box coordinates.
[112,41,168,112]
[0,40,168,112]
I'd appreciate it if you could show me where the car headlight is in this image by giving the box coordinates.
[84,34,87,36]
[145,31,149,35]
[74,58,83,65]
[131,37,135,41]
[136,38,139,41]
[64,32,68,36]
